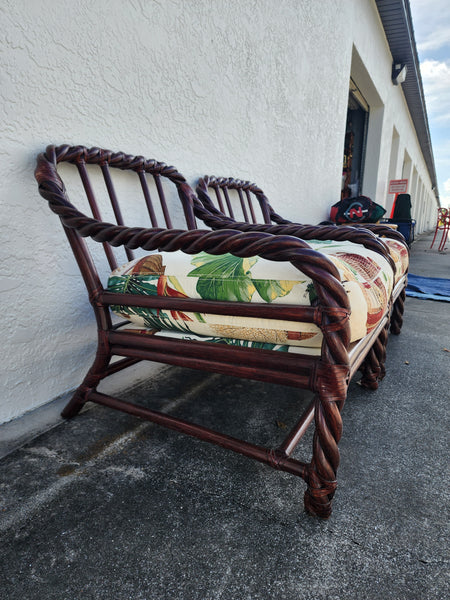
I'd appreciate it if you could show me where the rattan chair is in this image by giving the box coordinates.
[430,207,450,252]
[195,175,409,335]
[35,145,397,518]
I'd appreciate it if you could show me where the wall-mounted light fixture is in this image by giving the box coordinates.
[392,63,408,85]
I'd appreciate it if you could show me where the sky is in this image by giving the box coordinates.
[409,0,450,207]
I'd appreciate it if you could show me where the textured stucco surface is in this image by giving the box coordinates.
[0,0,437,423]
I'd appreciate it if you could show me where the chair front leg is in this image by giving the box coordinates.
[61,331,112,418]
[390,287,406,335]
[359,320,389,389]
[304,364,349,518]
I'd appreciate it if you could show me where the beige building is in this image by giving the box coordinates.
[0,0,439,423]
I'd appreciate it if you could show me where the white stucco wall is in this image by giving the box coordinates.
[350,0,436,221]
[350,0,436,222]
[0,0,437,424]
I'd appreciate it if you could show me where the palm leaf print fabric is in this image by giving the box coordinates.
[108,239,394,348]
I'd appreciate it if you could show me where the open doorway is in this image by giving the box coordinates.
[342,79,369,199]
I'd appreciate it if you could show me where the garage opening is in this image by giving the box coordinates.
[342,79,369,199]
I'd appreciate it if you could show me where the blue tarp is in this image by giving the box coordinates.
[406,274,450,302]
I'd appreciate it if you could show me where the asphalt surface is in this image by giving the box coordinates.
[0,230,449,600]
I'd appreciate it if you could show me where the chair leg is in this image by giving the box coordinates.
[304,365,348,518]
[359,321,389,389]
[359,348,381,390]
[430,226,439,249]
[390,287,406,335]
[61,333,112,419]
[438,227,449,252]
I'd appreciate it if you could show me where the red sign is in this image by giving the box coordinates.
[388,179,408,194]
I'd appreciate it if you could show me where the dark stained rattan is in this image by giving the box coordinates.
[35,145,395,518]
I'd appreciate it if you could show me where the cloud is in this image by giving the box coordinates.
[436,179,450,208]
[410,0,450,62]
[419,59,450,123]
[440,178,450,208]
[409,1,450,207]
[410,1,450,41]
[440,196,450,209]
[416,26,450,54]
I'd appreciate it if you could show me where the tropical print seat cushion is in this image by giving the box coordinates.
[382,238,409,283]
[107,239,394,348]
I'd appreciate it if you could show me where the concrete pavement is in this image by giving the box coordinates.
[0,231,449,600]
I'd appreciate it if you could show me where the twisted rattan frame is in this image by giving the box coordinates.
[35,145,394,518]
